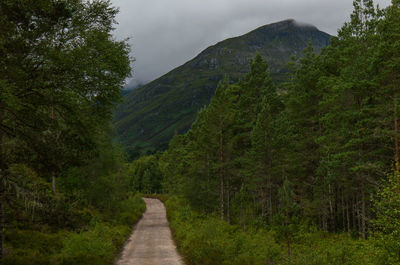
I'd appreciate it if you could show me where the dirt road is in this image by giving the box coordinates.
[116,198,184,265]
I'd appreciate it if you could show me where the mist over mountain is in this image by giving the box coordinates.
[114,19,331,155]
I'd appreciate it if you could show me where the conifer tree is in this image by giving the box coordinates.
[283,44,325,227]
[376,0,400,172]
[318,0,383,236]
[200,78,237,220]
[249,58,285,223]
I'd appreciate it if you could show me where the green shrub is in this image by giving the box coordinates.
[142,193,170,202]
[166,196,283,265]
[2,230,65,265]
[58,195,145,264]
[61,222,116,260]
[57,254,105,265]
[4,195,145,265]
[5,229,64,254]
[165,196,386,265]
[60,222,130,264]
[2,250,53,265]
[115,194,146,226]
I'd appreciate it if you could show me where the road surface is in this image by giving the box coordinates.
[116,198,184,265]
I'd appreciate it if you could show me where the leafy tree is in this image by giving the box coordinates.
[128,155,163,194]
[373,171,400,264]
[0,0,131,257]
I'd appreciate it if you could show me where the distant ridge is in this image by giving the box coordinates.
[115,19,331,155]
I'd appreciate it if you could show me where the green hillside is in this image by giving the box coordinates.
[115,19,331,154]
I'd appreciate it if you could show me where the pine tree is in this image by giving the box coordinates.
[249,58,285,223]
[199,78,237,220]
[284,43,325,228]
[376,0,400,172]
[318,0,385,236]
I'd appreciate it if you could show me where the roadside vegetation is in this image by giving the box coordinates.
[129,1,400,264]
[0,0,145,264]
[3,0,400,264]
[165,196,389,265]
[4,194,145,265]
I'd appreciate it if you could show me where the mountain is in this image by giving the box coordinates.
[114,19,331,155]
[121,83,143,97]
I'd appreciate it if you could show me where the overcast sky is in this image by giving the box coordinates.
[111,0,391,88]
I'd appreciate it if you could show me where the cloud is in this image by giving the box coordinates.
[111,0,391,88]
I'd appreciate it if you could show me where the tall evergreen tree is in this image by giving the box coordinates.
[376,0,400,172]
[283,44,325,227]
[249,58,285,223]
[318,0,385,236]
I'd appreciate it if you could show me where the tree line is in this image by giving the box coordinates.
[0,0,137,262]
[131,0,400,244]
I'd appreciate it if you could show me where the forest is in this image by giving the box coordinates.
[0,0,145,264]
[130,0,400,264]
[2,0,400,264]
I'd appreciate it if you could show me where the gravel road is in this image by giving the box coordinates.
[116,198,184,265]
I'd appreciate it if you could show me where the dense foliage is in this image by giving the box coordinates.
[3,195,145,265]
[166,196,386,265]
[130,0,400,263]
[126,154,163,194]
[0,0,145,263]
[3,0,400,263]
[159,0,399,232]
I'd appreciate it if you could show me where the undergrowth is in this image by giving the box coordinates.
[165,196,389,265]
[2,194,145,265]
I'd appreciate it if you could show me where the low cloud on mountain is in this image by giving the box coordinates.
[111,0,391,88]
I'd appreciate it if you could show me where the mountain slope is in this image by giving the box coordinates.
[115,19,331,154]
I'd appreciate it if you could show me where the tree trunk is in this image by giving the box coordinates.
[342,190,345,232]
[227,174,231,224]
[352,195,357,232]
[261,184,267,220]
[357,196,362,236]
[269,182,273,223]
[346,199,350,232]
[328,184,334,231]
[0,102,4,258]
[52,172,56,194]
[361,181,366,239]
[219,114,224,220]
[0,195,3,259]
[50,95,57,195]
[318,214,322,230]
[394,71,400,171]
